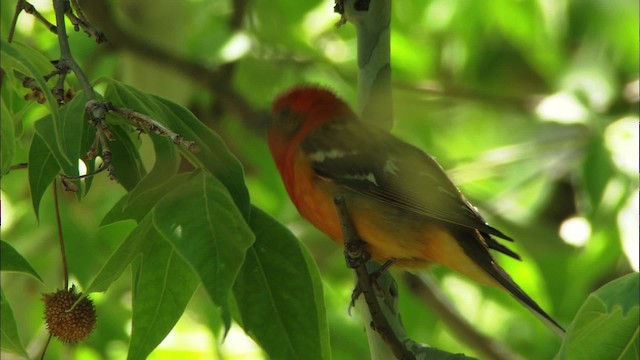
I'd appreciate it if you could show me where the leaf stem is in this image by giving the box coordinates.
[53,179,69,290]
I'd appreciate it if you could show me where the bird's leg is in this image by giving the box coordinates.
[370,258,396,278]
[348,258,396,314]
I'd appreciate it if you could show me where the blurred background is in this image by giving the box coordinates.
[1,0,637,359]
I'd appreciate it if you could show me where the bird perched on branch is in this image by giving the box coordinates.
[267,85,564,336]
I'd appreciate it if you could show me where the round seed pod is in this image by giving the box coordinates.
[42,286,96,343]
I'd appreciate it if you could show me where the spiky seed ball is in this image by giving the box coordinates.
[42,286,96,343]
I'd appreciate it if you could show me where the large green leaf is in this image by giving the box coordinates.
[0,40,59,137]
[556,272,639,360]
[102,173,191,226]
[53,91,87,172]
[2,42,87,187]
[125,133,181,207]
[1,289,29,359]
[28,95,88,207]
[152,172,254,308]
[100,134,181,226]
[128,236,199,360]
[85,217,153,294]
[28,91,94,200]
[33,113,78,177]
[0,240,42,281]
[103,79,250,218]
[85,215,199,359]
[1,99,15,176]
[107,124,146,191]
[27,133,60,221]
[233,206,330,360]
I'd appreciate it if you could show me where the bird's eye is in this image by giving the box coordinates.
[278,107,291,119]
[273,107,303,138]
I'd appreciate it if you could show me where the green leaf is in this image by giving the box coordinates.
[128,236,199,360]
[28,133,60,220]
[33,115,78,177]
[1,100,15,176]
[80,115,97,196]
[124,134,181,208]
[100,135,181,226]
[85,217,153,294]
[556,272,639,360]
[31,93,97,200]
[233,206,330,360]
[0,241,43,281]
[1,289,30,359]
[107,124,146,191]
[103,79,250,218]
[0,40,59,132]
[102,173,191,226]
[152,172,254,308]
[87,215,199,359]
[3,42,86,183]
[581,137,615,213]
[54,91,87,172]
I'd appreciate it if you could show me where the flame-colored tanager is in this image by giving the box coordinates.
[268,85,564,335]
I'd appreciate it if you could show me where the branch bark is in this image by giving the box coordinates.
[334,196,415,360]
[340,0,393,131]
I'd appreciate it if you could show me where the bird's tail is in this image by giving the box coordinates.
[489,263,565,337]
[454,229,565,336]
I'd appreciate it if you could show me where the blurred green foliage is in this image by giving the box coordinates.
[1,0,637,359]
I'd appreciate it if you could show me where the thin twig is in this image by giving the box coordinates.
[53,0,94,98]
[38,333,53,360]
[70,0,89,25]
[51,0,116,182]
[50,62,70,106]
[65,3,107,43]
[106,102,200,152]
[9,1,58,43]
[59,159,109,186]
[52,180,69,290]
[394,82,533,111]
[8,163,29,171]
[8,0,25,43]
[23,1,58,33]
[50,21,112,170]
[403,273,519,360]
[334,195,415,360]
[79,0,265,132]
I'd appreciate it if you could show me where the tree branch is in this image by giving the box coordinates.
[335,1,417,359]
[9,1,57,43]
[76,0,266,132]
[334,195,415,360]
[338,0,393,131]
[53,0,94,99]
[105,102,200,152]
[65,1,106,43]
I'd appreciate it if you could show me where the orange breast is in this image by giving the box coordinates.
[284,151,499,288]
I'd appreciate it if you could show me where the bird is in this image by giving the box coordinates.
[267,85,564,336]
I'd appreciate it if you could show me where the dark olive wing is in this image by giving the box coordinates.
[301,118,517,255]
